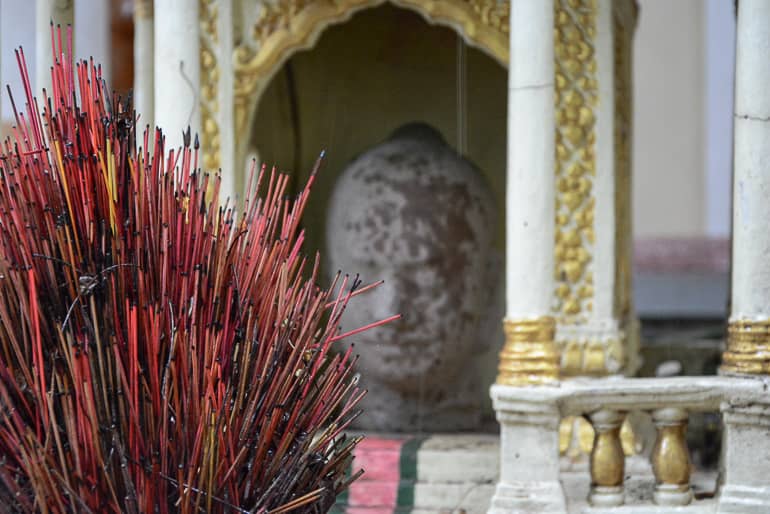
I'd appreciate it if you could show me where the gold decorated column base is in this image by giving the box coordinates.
[721,319,770,374]
[497,317,560,386]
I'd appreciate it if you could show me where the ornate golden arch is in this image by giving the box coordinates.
[232,0,509,141]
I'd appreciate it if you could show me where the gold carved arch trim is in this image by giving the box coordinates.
[232,0,509,138]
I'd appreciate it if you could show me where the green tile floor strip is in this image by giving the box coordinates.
[334,455,353,510]
[396,436,427,508]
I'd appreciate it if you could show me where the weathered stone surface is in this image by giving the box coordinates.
[326,123,501,431]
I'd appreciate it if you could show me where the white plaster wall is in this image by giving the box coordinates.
[1,0,37,123]
[1,0,111,126]
[633,0,736,239]
[75,0,112,84]
[633,0,707,238]
[704,0,736,238]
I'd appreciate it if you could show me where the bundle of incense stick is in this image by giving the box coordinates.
[0,26,396,513]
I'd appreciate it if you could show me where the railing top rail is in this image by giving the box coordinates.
[491,375,770,416]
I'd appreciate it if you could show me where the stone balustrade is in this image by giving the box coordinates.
[489,375,770,514]
[490,1,770,513]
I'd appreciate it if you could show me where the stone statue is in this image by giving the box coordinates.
[326,123,502,432]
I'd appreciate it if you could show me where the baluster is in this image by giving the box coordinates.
[651,407,692,505]
[588,409,626,506]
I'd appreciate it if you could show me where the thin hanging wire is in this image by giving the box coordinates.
[456,34,468,157]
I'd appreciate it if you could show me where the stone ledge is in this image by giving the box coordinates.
[491,375,770,416]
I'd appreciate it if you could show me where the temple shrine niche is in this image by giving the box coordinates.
[246,3,510,429]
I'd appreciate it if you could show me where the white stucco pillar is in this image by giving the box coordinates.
[505,0,555,321]
[496,0,560,388]
[722,0,770,375]
[134,0,154,137]
[154,0,200,151]
[74,0,111,83]
[36,0,74,94]
[216,0,236,201]
[490,1,566,512]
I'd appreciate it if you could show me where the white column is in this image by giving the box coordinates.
[74,0,111,82]
[495,0,560,387]
[505,0,555,320]
[590,0,618,348]
[154,0,200,151]
[217,0,236,201]
[730,0,770,318]
[36,0,74,94]
[722,0,770,374]
[134,0,154,136]
[489,1,566,512]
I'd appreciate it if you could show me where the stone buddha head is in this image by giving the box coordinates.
[326,122,501,432]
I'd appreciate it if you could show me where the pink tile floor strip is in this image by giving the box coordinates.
[347,436,406,510]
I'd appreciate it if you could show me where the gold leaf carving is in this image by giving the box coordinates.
[553,0,597,324]
[723,320,770,374]
[497,317,560,386]
[253,0,320,45]
[554,2,639,377]
[200,0,221,172]
[233,0,509,140]
[466,0,509,34]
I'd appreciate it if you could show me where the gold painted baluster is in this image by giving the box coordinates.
[651,407,692,506]
[588,409,626,506]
